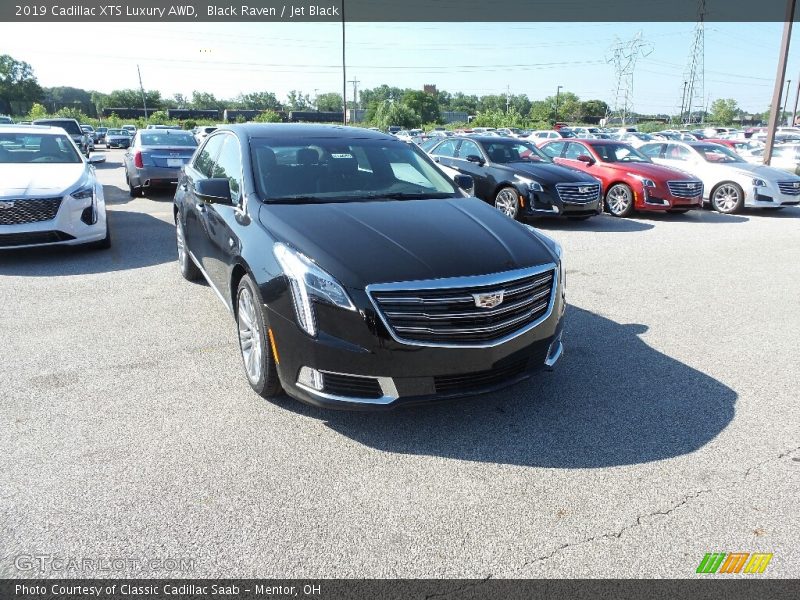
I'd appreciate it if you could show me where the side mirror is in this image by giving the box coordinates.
[195,178,232,205]
[453,174,474,195]
[88,153,106,164]
[466,154,485,165]
[577,154,595,165]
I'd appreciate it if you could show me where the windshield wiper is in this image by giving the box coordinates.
[264,195,330,204]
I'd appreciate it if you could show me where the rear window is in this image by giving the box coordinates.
[34,119,82,135]
[140,132,197,146]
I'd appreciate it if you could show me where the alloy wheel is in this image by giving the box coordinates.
[606,184,633,216]
[238,288,263,385]
[713,184,741,213]
[494,188,519,219]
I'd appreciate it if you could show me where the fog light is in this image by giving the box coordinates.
[297,366,324,391]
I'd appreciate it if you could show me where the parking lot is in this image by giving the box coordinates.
[1,149,799,578]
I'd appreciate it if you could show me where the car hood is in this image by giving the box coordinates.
[723,162,800,181]
[500,162,598,185]
[260,197,556,289]
[603,161,698,180]
[0,164,86,196]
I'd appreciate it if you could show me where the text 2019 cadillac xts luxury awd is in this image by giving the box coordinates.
[174,125,565,409]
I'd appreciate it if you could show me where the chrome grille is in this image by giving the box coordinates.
[555,183,600,204]
[667,180,704,198]
[0,197,62,225]
[368,267,556,346]
[777,181,800,196]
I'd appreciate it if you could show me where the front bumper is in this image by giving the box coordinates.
[266,279,566,410]
[0,188,107,250]
[522,187,602,218]
[744,183,800,207]
[639,187,703,211]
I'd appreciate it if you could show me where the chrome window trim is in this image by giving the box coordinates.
[366,263,558,349]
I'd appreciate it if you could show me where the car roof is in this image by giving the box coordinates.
[0,125,68,134]
[217,123,397,141]
[460,135,525,143]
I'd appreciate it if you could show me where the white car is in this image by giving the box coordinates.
[639,140,800,213]
[193,125,217,143]
[0,126,109,249]
[743,144,800,174]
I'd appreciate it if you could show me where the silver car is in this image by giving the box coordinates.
[104,128,131,149]
[123,129,197,197]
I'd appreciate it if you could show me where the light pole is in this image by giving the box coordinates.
[555,85,563,124]
[782,79,792,125]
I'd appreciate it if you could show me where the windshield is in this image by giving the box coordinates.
[593,143,651,163]
[140,132,197,146]
[251,137,459,203]
[34,119,81,136]
[0,133,82,164]
[107,129,126,136]
[483,140,552,164]
[694,144,745,163]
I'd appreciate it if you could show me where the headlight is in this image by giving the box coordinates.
[273,243,355,336]
[629,173,656,188]
[70,185,94,201]
[752,178,767,187]
[528,181,544,192]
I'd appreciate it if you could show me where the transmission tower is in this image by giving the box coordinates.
[681,0,705,125]
[605,32,652,126]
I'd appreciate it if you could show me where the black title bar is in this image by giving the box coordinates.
[2,0,800,22]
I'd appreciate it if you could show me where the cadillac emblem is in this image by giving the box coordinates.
[472,291,504,309]
[0,201,15,209]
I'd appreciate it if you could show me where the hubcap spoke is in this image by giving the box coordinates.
[237,288,263,383]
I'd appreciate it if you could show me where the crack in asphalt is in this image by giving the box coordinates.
[521,445,800,571]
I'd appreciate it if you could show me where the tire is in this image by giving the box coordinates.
[175,216,201,281]
[236,274,282,399]
[710,182,744,214]
[494,186,520,220]
[127,173,142,198]
[605,183,635,217]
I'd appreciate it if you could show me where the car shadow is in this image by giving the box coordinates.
[0,209,176,276]
[639,210,749,224]
[740,206,800,219]
[531,214,654,232]
[279,305,736,469]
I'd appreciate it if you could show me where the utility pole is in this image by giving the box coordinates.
[764,0,796,164]
[313,89,319,111]
[792,75,800,126]
[137,64,148,119]
[782,79,792,125]
[555,85,562,124]
[348,78,360,113]
[506,85,510,113]
[341,0,347,124]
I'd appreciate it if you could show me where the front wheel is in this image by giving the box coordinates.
[494,186,520,220]
[237,275,282,399]
[605,183,635,217]
[711,182,744,214]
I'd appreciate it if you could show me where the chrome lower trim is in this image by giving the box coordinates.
[367,263,558,349]
[545,337,564,369]
[296,369,399,405]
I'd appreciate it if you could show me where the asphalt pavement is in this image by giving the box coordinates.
[1,150,798,579]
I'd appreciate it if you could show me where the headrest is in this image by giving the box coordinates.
[255,146,277,171]
[328,156,358,175]
[297,148,318,166]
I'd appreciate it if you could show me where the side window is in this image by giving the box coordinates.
[640,144,665,159]
[457,140,483,160]
[432,139,458,158]
[564,143,589,160]
[211,135,242,203]
[665,144,692,161]
[541,142,565,158]
[193,134,225,178]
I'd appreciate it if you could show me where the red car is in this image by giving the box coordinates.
[539,139,705,217]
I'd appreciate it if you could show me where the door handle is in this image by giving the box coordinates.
[195,203,206,213]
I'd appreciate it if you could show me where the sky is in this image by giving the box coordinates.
[0,21,796,115]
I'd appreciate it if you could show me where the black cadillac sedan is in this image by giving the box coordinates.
[428,136,602,220]
[174,124,565,409]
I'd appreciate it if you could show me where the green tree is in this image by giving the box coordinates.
[27,102,48,120]
[55,106,88,121]
[148,110,169,124]
[106,88,162,110]
[285,90,311,111]
[579,99,609,119]
[401,90,440,124]
[0,54,43,115]
[254,110,282,123]
[372,100,420,129]
[234,91,281,110]
[315,92,343,111]
[447,92,479,114]
[360,85,405,107]
[709,98,738,125]
[190,91,222,111]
